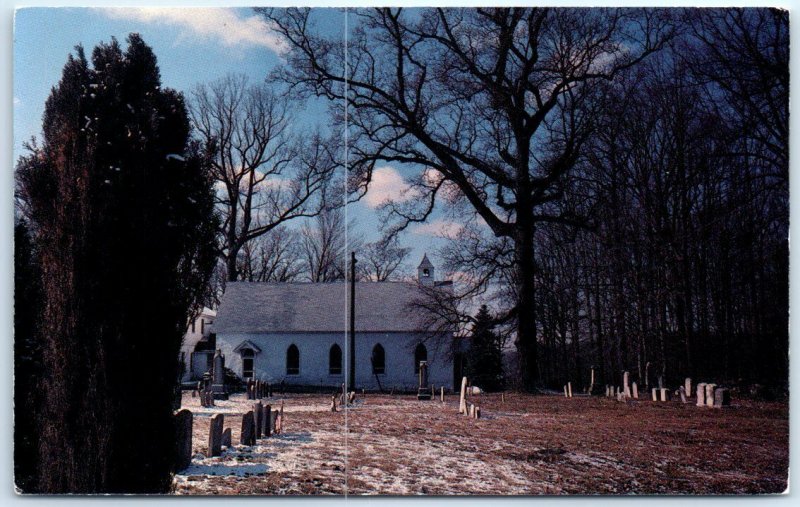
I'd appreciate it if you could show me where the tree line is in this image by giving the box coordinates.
[262,7,788,392]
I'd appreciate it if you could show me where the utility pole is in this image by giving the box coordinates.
[348,252,357,393]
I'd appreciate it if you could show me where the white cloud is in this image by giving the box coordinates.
[363,166,418,209]
[411,219,463,238]
[100,8,287,54]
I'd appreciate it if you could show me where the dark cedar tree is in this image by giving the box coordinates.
[15,34,218,493]
[466,305,505,392]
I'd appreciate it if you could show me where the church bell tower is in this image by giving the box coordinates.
[417,254,435,287]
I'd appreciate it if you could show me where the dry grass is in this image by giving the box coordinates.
[173,391,788,495]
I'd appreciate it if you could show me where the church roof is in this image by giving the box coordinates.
[417,254,434,269]
[213,281,452,334]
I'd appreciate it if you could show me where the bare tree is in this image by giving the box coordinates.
[262,7,674,390]
[238,226,304,282]
[299,207,358,282]
[358,238,411,281]
[189,73,339,281]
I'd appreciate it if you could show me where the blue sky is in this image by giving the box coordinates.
[13,7,454,278]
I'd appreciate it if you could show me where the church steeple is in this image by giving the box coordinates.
[417,254,435,287]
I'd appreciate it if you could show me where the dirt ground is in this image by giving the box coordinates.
[172,390,788,495]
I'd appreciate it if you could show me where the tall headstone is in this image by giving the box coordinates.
[211,349,229,400]
[221,428,232,448]
[174,409,193,471]
[564,385,569,398]
[590,367,595,389]
[208,413,224,457]
[417,361,431,400]
[240,411,255,446]
[567,382,573,398]
[705,384,717,407]
[659,388,668,402]
[440,386,444,402]
[271,410,278,435]
[696,383,707,407]
[623,371,631,398]
[254,402,263,439]
[679,386,687,404]
[713,387,731,408]
[685,378,692,398]
[651,388,658,401]
[459,376,468,414]
[632,382,639,399]
[263,404,271,436]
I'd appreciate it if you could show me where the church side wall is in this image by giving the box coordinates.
[216,332,455,391]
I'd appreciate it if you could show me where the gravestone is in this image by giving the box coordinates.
[679,386,687,403]
[658,375,663,389]
[651,388,658,401]
[263,405,271,436]
[632,382,639,399]
[330,395,337,412]
[174,409,193,471]
[246,379,254,400]
[241,411,255,446]
[208,413,224,457]
[705,384,716,407]
[567,382,573,398]
[564,385,569,398]
[254,402,263,439]
[440,386,444,402]
[713,387,731,408]
[271,410,278,435]
[696,383,707,407]
[459,376,468,414]
[659,388,668,402]
[211,350,229,400]
[590,367,595,390]
[623,371,631,398]
[275,402,284,434]
[475,406,481,419]
[221,427,232,448]
[417,361,431,400]
[685,378,692,398]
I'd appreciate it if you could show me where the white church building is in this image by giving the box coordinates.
[210,256,461,391]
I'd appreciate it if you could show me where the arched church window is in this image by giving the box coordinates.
[286,344,300,375]
[372,344,385,374]
[329,344,342,375]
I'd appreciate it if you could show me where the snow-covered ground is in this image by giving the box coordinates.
[172,391,788,495]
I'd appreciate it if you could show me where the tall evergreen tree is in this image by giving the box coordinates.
[15,34,218,493]
[466,305,504,392]
[13,220,43,492]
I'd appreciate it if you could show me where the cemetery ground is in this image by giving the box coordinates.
[173,390,788,495]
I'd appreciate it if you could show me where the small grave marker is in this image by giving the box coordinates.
[174,409,193,471]
[705,384,716,407]
[713,387,731,408]
[221,428,232,448]
[240,411,255,446]
[208,413,224,457]
[254,402,263,439]
[696,383,707,406]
